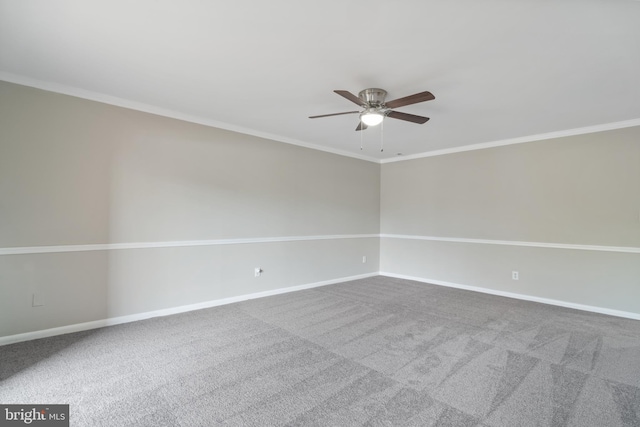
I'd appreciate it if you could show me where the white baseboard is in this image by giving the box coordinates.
[4,270,637,347]
[0,272,378,346]
[380,272,640,321]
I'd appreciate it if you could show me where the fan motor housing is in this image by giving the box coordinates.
[359,88,387,107]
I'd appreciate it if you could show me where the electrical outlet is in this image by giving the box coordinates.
[32,293,44,307]
[512,271,519,280]
[362,256,367,264]
[254,267,263,277]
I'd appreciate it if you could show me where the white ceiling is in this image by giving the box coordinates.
[1,0,640,162]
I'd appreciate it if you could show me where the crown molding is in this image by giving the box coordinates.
[381,118,640,163]
[0,72,379,163]
[3,72,639,165]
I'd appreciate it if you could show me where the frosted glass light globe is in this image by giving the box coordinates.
[360,112,384,126]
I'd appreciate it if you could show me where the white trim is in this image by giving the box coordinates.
[4,73,640,165]
[0,272,378,346]
[380,234,640,254]
[381,118,640,163]
[0,72,379,163]
[3,271,638,346]
[3,234,637,256]
[380,272,640,321]
[3,234,638,256]
[0,234,379,256]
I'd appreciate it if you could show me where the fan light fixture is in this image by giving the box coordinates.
[308,88,434,132]
[360,110,384,126]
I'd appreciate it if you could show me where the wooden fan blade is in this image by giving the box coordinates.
[385,91,435,109]
[355,122,368,131]
[334,90,367,107]
[309,111,360,119]
[387,110,430,124]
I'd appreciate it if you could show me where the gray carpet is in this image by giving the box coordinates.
[1,276,640,426]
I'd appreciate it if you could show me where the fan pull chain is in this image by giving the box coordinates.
[360,121,363,150]
[380,119,384,152]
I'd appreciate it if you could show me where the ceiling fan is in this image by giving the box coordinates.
[309,88,435,131]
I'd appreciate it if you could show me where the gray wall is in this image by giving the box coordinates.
[0,81,380,337]
[381,127,640,314]
[2,79,639,340]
